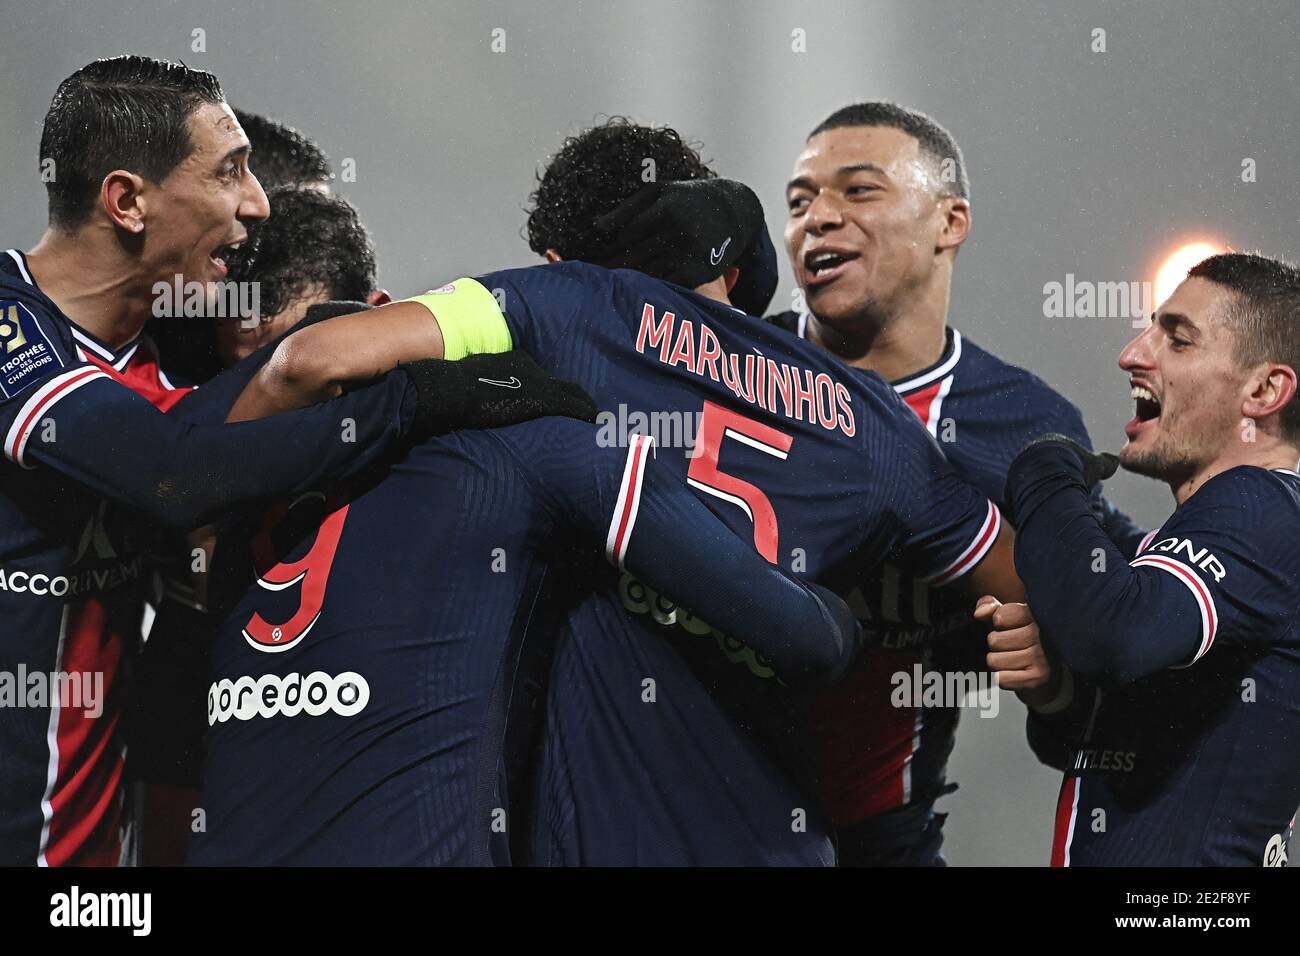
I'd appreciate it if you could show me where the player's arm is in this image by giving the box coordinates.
[888,441,1026,609]
[506,423,861,688]
[950,520,1025,604]
[227,280,516,420]
[1005,437,1225,683]
[10,365,423,531]
[227,301,449,419]
[616,440,861,688]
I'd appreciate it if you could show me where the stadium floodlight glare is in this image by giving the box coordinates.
[1154,240,1229,308]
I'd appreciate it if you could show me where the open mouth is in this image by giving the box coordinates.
[803,248,859,286]
[1131,384,1162,423]
[209,239,246,276]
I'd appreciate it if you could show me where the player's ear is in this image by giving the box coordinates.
[723,266,741,293]
[936,196,970,254]
[544,249,564,263]
[366,288,392,306]
[1242,362,1298,426]
[102,170,148,235]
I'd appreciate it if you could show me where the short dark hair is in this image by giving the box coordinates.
[525,117,715,261]
[225,186,375,318]
[40,55,225,230]
[1188,252,1300,438]
[233,109,331,190]
[809,102,969,200]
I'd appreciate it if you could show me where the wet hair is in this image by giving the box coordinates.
[41,55,224,229]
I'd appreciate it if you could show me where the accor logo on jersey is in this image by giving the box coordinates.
[0,503,144,598]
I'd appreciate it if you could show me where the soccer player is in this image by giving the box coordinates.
[215,187,390,365]
[131,188,396,863]
[147,110,340,384]
[189,415,861,865]
[770,103,1143,864]
[990,252,1300,866]
[241,120,1033,864]
[0,55,583,866]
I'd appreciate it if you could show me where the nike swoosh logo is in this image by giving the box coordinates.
[477,376,522,389]
[710,236,732,266]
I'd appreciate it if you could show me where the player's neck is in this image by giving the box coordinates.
[1172,435,1300,505]
[807,297,948,384]
[693,276,734,308]
[26,226,156,349]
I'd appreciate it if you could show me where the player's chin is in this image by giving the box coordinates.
[1119,442,1166,480]
[805,282,865,325]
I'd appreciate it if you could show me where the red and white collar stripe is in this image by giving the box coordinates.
[6,248,34,285]
[69,327,141,371]
[795,315,964,397]
[6,249,143,372]
[893,330,963,394]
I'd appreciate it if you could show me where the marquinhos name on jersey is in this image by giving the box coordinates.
[634,304,857,437]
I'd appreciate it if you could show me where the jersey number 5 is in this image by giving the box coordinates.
[686,401,792,562]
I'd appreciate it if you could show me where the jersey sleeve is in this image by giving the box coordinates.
[879,401,1002,587]
[1,302,416,531]
[1126,470,1298,662]
[1009,445,1298,683]
[0,294,86,420]
[493,418,858,687]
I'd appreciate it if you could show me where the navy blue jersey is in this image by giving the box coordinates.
[1012,454,1300,866]
[426,263,1000,864]
[0,248,415,866]
[769,313,1144,827]
[189,419,854,865]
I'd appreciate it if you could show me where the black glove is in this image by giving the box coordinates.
[729,219,780,317]
[1006,434,1120,529]
[402,350,598,437]
[588,179,765,290]
[1017,433,1119,488]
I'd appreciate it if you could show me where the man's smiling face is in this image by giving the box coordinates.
[1118,277,1250,485]
[141,102,270,286]
[784,125,951,331]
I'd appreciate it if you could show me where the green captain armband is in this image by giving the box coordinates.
[405,278,514,360]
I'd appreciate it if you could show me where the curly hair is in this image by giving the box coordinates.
[233,108,331,190]
[225,186,375,318]
[525,117,715,261]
